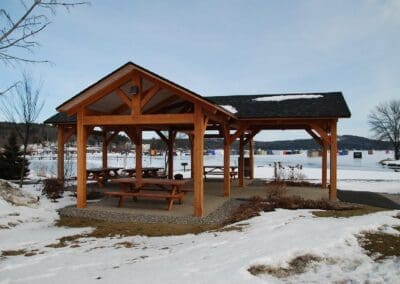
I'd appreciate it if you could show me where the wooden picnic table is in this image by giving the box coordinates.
[106,178,192,210]
[203,165,238,180]
[122,167,164,178]
[86,167,122,187]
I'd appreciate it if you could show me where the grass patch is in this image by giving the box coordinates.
[312,205,387,218]
[1,249,27,256]
[248,254,322,278]
[50,216,216,244]
[224,196,356,225]
[358,226,400,261]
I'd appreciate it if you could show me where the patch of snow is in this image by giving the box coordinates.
[219,105,237,114]
[253,94,323,102]
[0,179,38,207]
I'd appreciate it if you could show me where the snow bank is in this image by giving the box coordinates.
[0,179,38,207]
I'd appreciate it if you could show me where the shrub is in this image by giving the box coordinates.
[41,178,64,201]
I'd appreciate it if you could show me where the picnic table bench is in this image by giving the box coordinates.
[106,178,191,210]
[122,167,165,178]
[203,166,238,180]
[87,167,122,187]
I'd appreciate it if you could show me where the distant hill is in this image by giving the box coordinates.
[0,122,392,150]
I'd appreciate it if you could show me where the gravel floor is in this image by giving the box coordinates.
[59,199,245,225]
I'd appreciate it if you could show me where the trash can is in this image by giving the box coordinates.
[238,157,251,177]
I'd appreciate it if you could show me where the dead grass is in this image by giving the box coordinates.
[224,195,358,225]
[1,249,27,256]
[46,216,216,246]
[114,241,136,249]
[358,226,400,261]
[312,205,387,218]
[248,254,322,278]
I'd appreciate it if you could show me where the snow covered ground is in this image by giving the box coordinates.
[0,186,399,283]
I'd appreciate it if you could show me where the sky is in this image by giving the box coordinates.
[1,0,400,141]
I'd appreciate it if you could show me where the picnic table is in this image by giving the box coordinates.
[122,167,165,178]
[203,165,238,180]
[106,178,192,210]
[86,167,122,187]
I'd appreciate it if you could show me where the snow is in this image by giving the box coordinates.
[253,94,323,102]
[0,191,399,283]
[219,105,238,114]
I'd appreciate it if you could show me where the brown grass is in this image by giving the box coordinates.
[358,226,400,261]
[248,254,322,278]
[312,205,387,218]
[224,195,359,225]
[47,216,216,246]
[1,249,27,256]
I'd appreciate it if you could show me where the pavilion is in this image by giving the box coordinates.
[45,62,351,217]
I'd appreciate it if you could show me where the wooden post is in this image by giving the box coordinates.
[189,134,194,179]
[57,126,65,184]
[329,121,337,200]
[322,140,327,188]
[76,110,87,208]
[102,130,108,169]
[168,129,175,179]
[249,137,254,179]
[193,105,205,217]
[239,135,245,187]
[135,128,142,185]
[223,125,231,197]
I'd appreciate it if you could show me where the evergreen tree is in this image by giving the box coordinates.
[0,132,29,180]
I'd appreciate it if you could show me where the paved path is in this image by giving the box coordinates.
[338,189,400,209]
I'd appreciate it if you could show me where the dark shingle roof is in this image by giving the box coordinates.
[44,92,351,124]
[44,112,76,124]
[205,92,351,119]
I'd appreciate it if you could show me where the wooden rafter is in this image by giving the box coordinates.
[305,128,323,146]
[310,123,330,144]
[116,88,131,107]
[144,95,180,114]
[229,124,248,144]
[141,84,161,109]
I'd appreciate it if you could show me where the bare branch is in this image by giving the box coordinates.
[0,0,89,65]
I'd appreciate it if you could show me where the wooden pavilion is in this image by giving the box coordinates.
[45,62,351,217]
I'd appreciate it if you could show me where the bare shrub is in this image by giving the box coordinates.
[41,178,64,201]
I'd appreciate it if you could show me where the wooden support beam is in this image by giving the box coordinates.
[322,140,328,188]
[167,129,176,179]
[57,126,65,184]
[229,124,248,144]
[239,135,245,187]
[188,134,194,179]
[144,95,179,114]
[310,124,330,145]
[102,131,108,169]
[222,124,231,197]
[305,128,323,146]
[83,113,195,126]
[76,110,87,208]
[115,88,131,107]
[131,75,142,115]
[249,138,254,180]
[141,84,160,109]
[134,128,143,186]
[193,105,206,217]
[329,121,337,200]
[66,70,135,116]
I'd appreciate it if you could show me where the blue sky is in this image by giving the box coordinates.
[1,0,400,141]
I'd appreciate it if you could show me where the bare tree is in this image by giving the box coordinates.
[368,100,400,160]
[0,0,89,94]
[0,72,44,187]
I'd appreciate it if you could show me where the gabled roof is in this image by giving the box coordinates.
[56,61,234,118]
[45,61,351,125]
[205,92,351,119]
